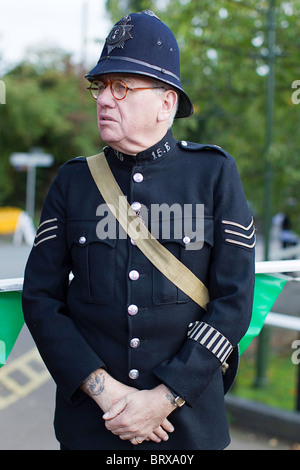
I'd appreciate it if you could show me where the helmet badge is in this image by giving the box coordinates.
[105,15,134,54]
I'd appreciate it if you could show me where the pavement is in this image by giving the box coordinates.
[0,235,299,450]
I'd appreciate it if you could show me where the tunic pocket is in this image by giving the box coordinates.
[152,216,214,305]
[67,221,116,304]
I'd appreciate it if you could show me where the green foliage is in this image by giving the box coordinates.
[231,352,298,411]
[0,49,102,210]
[106,0,300,229]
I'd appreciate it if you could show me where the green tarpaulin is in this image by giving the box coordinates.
[0,291,24,367]
[239,273,287,355]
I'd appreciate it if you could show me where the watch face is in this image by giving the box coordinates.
[175,396,185,407]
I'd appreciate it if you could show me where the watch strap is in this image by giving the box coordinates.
[168,388,185,407]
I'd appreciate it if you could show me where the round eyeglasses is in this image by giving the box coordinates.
[87,79,165,101]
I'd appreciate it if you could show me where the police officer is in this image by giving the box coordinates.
[22,11,255,450]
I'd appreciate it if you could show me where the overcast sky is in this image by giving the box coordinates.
[0,0,112,74]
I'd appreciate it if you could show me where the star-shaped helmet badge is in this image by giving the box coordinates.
[105,15,134,54]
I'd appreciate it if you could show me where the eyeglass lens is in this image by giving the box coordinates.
[90,80,127,100]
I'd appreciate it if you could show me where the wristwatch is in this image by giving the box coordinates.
[168,388,185,408]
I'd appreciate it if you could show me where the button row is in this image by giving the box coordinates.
[129,164,169,384]
[127,308,139,381]
[127,157,141,382]
[128,168,158,385]
[128,306,140,378]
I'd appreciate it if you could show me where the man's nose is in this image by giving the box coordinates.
[97,85,115,106]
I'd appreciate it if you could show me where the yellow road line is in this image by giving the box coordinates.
[0,348,50,410]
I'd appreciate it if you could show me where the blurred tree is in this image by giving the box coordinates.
[106,0,300,230]
[0,48,102,211]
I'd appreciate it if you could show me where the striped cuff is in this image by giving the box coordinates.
[187,321,233,364]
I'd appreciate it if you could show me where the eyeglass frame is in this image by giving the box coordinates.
[87,78,167,101]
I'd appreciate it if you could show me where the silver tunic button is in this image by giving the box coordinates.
[183,236,191,245]
[79,236,86,244]
[128,304,139,316]
[130,201,142,212]
[130,338,141,349]
[129,369,139,380]
[181,140,188,146]
[133,173,144,183]
[129,270,140,281]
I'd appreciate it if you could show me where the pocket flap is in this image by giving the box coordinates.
[150,216,214,249]
[67,221,117,248]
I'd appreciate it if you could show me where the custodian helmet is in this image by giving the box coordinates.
[85,10,193,119]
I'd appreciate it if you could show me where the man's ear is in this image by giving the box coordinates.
[157,90,178,123]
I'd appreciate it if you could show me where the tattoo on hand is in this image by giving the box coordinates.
[83,371,105,397]
[165,392,176,406]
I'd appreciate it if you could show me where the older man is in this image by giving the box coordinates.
[22,11,255,450]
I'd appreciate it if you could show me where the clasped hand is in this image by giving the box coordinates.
[102,387,175,445]
[81,369,176,445]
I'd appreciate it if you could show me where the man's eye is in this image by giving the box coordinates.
[96,82,106,91]
[114,82,126,91]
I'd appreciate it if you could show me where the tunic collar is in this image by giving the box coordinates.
[105,129,177,167]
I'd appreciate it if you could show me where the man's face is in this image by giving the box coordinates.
[96,74,165,154]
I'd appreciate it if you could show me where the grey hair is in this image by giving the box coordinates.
[151,80,179,128]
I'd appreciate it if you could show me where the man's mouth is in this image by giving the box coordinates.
[100,115,116,122]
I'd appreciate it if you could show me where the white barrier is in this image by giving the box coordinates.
[1,260,300,329]
[0,279,23,293]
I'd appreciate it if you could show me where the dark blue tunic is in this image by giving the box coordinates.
[22,130,255,449]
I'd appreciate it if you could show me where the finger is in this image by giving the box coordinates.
[130,436,144,446]
[118,432,136,440]
[152,425,170,442]
[105,419,132,435]
[161,418,175,433]
[147,431,162,443]
[102,398,126,421]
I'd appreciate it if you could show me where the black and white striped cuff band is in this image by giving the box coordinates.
[187,321,233,364]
